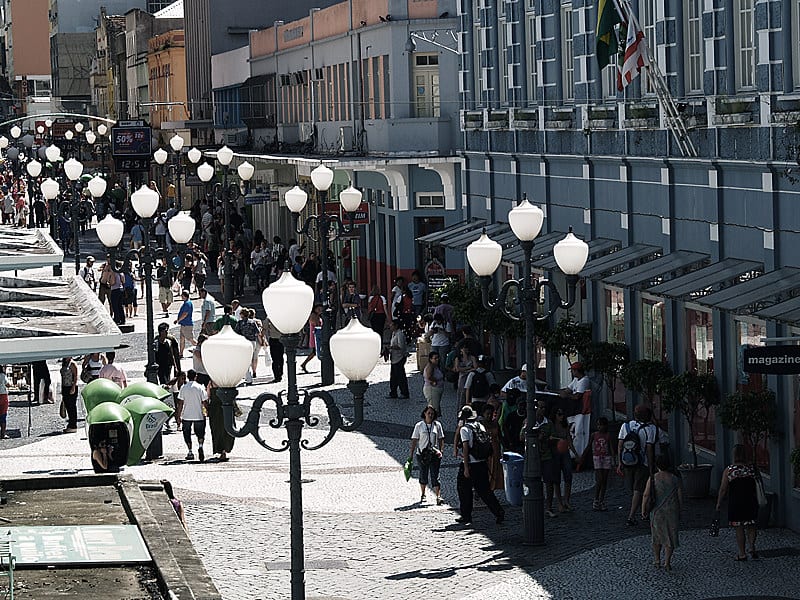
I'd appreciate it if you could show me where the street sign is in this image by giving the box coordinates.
[117,120,145,127]
[244,191,276,205]
[111,125,152,157]
[322,201,370,225]
[742,345,800,374]
[3,525,151,566]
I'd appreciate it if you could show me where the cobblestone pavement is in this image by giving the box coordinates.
[2,248,800,599]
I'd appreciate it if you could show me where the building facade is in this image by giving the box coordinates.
[457,0,800,530]
[224,0,462,293]
[147,29,188,132]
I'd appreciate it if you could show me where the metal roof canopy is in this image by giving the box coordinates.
[0,274,121,363]
[603,250,709,289]
[696,267,800,312]
[755,295,800,324]
[0,227,64,270]
[416,218,486,245]
[580,244,662,279]
[535,238,620,271]
[503,231,565,265]
[444,222,508,250]
[646,257,763,299]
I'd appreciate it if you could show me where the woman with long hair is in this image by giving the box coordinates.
[409,405,445,505]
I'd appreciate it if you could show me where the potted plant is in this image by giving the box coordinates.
[620,359,672,405]
[658,371,721,497]
[582,341,630,424]
[540,317,592,366]
[719,388,779,526]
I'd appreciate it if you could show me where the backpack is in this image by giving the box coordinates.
[470,370,490,398]
[620,422,645,467]
[467,422,493,460]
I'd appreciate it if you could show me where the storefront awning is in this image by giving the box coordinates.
[602,251,708,289]
[444,222,508,251]
[696,267,800,313]
[646,257,763,300]
[503,231,566,265]
[580,244,662,279]
[754,296,800,324]
[416,218,486,245]
[534,237,620,271]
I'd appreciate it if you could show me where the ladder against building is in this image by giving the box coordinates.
[618,0,698,157]
[0,531,14,600]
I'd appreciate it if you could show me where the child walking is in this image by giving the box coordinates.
[589,416,612,511]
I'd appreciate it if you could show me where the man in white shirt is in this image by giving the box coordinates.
[177,369,208,462]
[560,362,592,458]
[616,404,657,526]
[501,365,528,396]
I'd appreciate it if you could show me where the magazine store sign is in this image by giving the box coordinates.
[743,345,800,374]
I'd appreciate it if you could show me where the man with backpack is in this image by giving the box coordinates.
[456,405,505,526]
[464,355,495,412]
[617,404,657,526]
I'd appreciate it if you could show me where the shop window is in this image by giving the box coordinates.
[642,297,666,362]
[687,307,715,451]
[736,319,770,468]
[604,287,626,415]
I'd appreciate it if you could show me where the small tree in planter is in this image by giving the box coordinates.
[540,316,592,366]
[582,341,630,423]
[620,359,673,405]
[658,372,721,468]
[719,388,778,465]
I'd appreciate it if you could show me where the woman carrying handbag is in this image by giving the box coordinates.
[409,405,445,505]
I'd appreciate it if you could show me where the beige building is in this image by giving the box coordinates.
[1,0,51,114]
[147,29,187,133]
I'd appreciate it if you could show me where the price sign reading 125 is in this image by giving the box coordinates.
[111,126,152,157]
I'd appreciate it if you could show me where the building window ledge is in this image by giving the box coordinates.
[510,108,538,130]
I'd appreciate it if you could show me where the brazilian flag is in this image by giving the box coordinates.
[596,0,623,69]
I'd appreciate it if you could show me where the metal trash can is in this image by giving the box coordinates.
[501,451,525,506]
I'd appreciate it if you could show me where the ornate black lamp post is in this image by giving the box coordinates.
[465,195,589,546]
[57,157,92,272]
[284,163,363,386]
[153,134,200,210]
[201,271,381,600]
[96,185,196,383]
[196,147,254,305]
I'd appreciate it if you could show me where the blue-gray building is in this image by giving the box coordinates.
[454,0,800,530]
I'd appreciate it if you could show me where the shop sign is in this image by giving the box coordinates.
[742,345,800,374]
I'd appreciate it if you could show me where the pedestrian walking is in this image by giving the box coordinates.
[98,352,127,388]
[409,405,445,505]
[300,304,323,373]
[32,360,53,404]
[176,369,208,462]
[234,308,263,384]
[455,346,476,408]
[81,352,106,383]
[199,288,216,335]
[422,351,445,413]
[192,334,210,386]
[60,357,79,433]
[387,319,409,399]
[206,382,234,462]
[366,285,388,336]
[265,318,284,383]
[455,405,505,525]
[426,313,452,361]
[617,404,657,526]
[155,323,181,384]
[583,416,612,511]
[643,454,682,570]
[98,260,114,310]
[79,256,97,291]
[0,365,8,439]
[174,290,196,357]
[109,264,126,325]
[715,444,760,561]
[407,270,427,316]
[550,407,577,511]
[157,262,173,316]
[480,403,504,491]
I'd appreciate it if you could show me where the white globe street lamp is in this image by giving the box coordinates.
[87,175,107,199]
[130,185,160,218]
[74,122,84,133]
[153,147,168,165]
[237,160,254,181]
[310,162,334,191]
[508,195,544,242]
[96,214,125,248]
[169,134,184,152]
[85,130,97,145]
[466,232,503,277]
[63,158,83,181]
[197,162,214,182]
[10,125,21,139]
[97,123,108,136]
[201,325,254,388]
[338,184,362,214]
[187,147,202,164]
[284,186,308,213]
[167,212,196,244]
[216,145,233,166]
[40,178,59,200]
[64,130,74,141]
[0,136,8,149]
[262,271,315,335]
[26,159,42,178]
[45,145,61,163]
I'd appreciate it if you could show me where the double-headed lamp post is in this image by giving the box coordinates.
[25,157,42,229]
[196,147,254,304]
[153,134,192,210]
[465,195,589,546]
[57,158,89,271]
[285,163,363,386]
[201,272,380,600]
[96,185,196,382]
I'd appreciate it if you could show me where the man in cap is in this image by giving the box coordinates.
[501,364,528,396]
[80,256,97,291]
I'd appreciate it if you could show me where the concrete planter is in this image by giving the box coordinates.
[677,464,713,498]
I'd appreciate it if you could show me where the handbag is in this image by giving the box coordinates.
[710,514,720,537]
[59,400,67,419]
[754,467,768,507]
[80,368,92,384]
